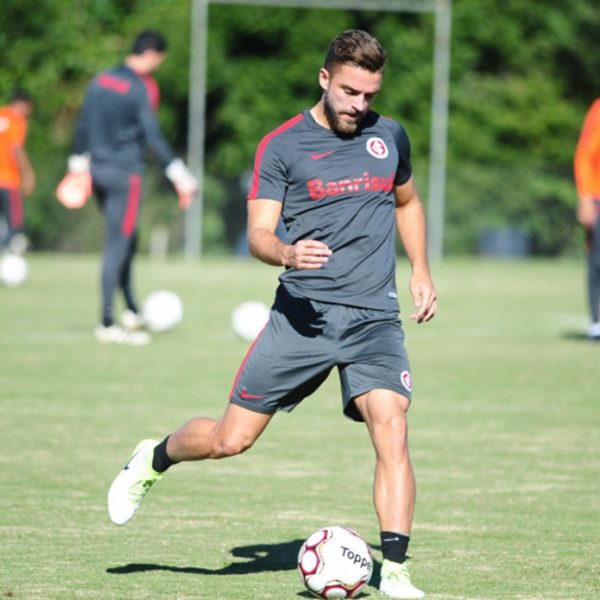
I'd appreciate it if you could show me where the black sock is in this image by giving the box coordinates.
[103,316,113,327]
[152,436,178,473]
[380,531,410,564]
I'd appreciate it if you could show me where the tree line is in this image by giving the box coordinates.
[1,0,598,256]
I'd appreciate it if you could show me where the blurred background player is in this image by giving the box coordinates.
[574,98,600,340]
[0,90,35,255]
[62,30,197,345]
[107,29,436,599]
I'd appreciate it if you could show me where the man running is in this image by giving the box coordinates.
[108,30,437,598]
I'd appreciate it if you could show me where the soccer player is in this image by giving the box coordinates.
[64,30,197,345]
[108,30,437,598]
[575,98,600,340]
[0,90,35,254]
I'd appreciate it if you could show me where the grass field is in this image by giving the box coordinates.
[1,254,598,600]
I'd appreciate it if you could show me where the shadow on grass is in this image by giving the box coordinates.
[107,539,304,576]
[107,538,382,595]
[561,329,598,342]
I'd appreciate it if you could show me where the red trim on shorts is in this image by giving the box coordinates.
[9,188,22,229]
[97,74,131,95]
[228,325,268,400]
[122,173,141,237]
[248,113,304,199]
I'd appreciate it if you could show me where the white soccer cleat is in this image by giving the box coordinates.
[587,322,600,341]
[121,309,147,331]
[8,233,30,255]
[95,324,150,346]
[108,439,162,525]
[379,559,425,599]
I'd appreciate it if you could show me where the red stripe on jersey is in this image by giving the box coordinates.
[122,173,141,237]
[248,113,304,199]
[97,74,131,95]
[139,74,160,112]
[228,324,268,400]
[9,188,22,229]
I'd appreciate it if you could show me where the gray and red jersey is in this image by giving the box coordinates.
[248,108,412,311]
[73,64,175,172]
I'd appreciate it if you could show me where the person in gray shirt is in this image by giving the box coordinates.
[107,30,437,598]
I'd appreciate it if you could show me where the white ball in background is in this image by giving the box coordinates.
[0,254,29,288]
[231,301,270,341]
[142,290,183,333]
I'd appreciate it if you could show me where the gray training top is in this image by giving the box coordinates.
[73,64,175,172]
[248,108,412,311]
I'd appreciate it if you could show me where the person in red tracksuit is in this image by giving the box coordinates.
[65,30,197,345]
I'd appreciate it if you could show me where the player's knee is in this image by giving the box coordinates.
[212,434,255,458]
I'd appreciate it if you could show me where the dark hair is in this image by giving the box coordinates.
[10,88,34,104]
[131,30,167,55]
[323,30,387,74]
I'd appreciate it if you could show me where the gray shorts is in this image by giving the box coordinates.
[229,285,412,422]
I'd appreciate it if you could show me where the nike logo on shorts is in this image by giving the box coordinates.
[240,388,265,400]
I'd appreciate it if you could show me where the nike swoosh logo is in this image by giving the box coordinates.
[123,448,142,470]
[240,389,265,400]
[382,537,401,542]
[310,150,335,160]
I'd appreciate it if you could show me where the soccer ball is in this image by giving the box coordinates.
[142,290,183,332]
[231,301,269,341]
[298,526,373,599]
[0,253,28,288]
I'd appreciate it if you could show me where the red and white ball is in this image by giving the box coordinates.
[298,526,373,599]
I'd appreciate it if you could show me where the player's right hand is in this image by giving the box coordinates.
[577,199,598,229]
[56,171,92,209]
[22,173,35,197]
[285,240,332,270]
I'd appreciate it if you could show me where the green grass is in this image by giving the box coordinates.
[1,254,598,599]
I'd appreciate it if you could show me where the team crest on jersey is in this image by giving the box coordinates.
[366,137,389,159]
[401,370,412,392]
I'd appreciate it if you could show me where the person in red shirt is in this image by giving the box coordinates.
[0,90,35,254]
[574,99,600,340]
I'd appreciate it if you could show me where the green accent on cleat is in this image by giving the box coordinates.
[379,559,425,599]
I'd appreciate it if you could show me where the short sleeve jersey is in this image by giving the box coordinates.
[73,64,175,172]
[248,108,412,310]
[574,98,600,200]
[0,105,27,188]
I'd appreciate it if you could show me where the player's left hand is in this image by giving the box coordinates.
[166,159,197,210]
[175,187,194,211]
[409,271,437,323]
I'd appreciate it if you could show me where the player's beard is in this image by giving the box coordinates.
[323,91,364,135]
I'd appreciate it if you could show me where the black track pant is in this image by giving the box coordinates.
[0,186,23,250]
[586,201,600,323]
[92,165,142,327]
